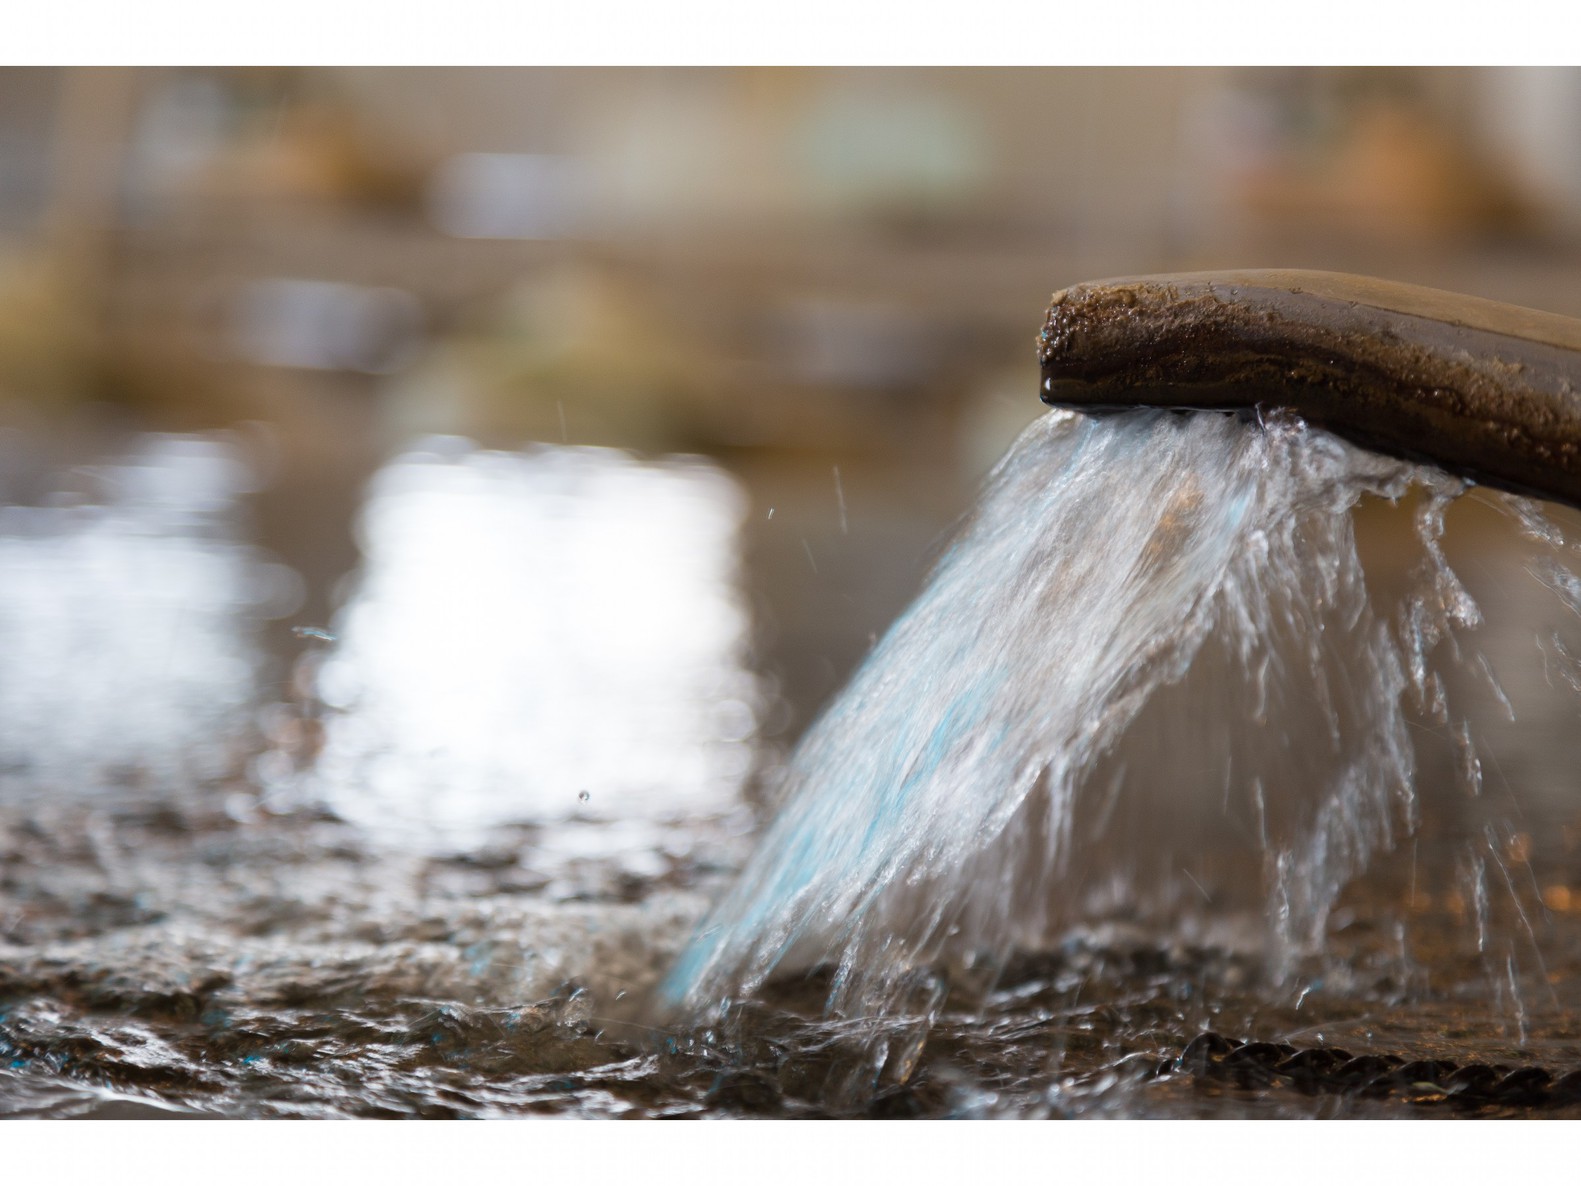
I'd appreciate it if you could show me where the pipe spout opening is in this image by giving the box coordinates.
[1039,269,1581,510]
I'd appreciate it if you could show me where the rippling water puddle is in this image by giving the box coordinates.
[7,414,1581,1118]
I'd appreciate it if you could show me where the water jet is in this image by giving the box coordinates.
[662,272,1581,1115]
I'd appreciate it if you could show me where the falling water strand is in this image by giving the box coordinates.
[663,408,1581,1029]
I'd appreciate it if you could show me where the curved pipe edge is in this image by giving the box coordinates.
[1039,269,1581,509]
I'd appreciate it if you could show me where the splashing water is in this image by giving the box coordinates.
[304,441,758,852]
[663,407,1581,1030]
[0,434,295,801]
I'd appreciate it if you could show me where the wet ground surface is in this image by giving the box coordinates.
[6,781,1581,1119]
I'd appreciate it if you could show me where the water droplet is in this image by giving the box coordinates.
[291,625,336,642]
[578,790,590,802]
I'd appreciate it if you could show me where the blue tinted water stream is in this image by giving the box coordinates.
[665,409,1581,1055]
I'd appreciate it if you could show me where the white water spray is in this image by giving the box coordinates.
[663,409,1581,1025]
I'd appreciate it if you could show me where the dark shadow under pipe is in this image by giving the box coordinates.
[1038,270,1581,509]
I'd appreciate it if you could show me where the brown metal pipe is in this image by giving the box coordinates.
[1038,270,1581,509]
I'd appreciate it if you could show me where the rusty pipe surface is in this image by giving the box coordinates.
[1038,270,1581,509]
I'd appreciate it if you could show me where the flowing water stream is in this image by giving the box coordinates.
[656,407,1581,1111]
[7,410,1581,1117]
[667,407,1441,1013]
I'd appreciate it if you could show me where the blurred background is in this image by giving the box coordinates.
[6,65,1581,830]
